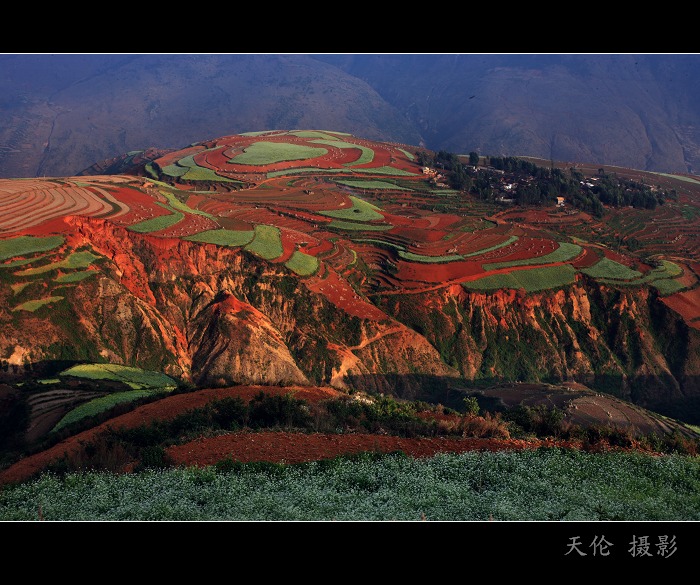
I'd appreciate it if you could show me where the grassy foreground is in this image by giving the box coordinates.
[1,448,698,521]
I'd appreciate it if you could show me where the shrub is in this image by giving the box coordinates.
[605,426,636,448]
[582,424,612,450]
[210,397,247,430]
[136,446,173,471]
[45,433,133,476]
[661,431,700,456]
[114,423,168,448]
[459,412,510,439]
[248,392,312,429]
[503,405,567,438]
[0,399,30,453]
[463,396,480,416]
[169,409,215,437]
[638,432,665,453]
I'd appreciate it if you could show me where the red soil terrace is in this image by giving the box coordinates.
[2,130,697,331]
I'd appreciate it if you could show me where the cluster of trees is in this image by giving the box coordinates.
[417,150,472,190]
[590,174,671,209]
[417,149,677,217]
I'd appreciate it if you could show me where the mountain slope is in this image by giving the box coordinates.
[2,54,700,178]
[0,54,421,178]
[1,130,700,425]
[313,54,700,174]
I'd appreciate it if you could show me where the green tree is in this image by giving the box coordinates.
[463,396,480,416]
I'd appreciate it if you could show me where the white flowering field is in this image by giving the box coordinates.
[1,449,698,521]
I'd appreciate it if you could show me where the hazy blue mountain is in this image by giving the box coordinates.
[0,54,421,178]
[1,53,699,178]
[312,53,700,174]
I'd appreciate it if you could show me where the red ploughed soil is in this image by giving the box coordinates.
[661,287,700,329]
[109,187,173,226]
[395,259,484,284]
[571,246,602,269]
[306,266,388,320]
[388,226,448,243]
[151,213,220,239]
[276,227,310,262]
[603,248,639,268]
[165,432,566,468]
[153,145,205,169]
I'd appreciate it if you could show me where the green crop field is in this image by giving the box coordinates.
[59,363,178,390]
[328,220,393,231]
[242,130,281,137]
[464,235,519,258]
[581,257,643,280]
[398,251,464,263]
[483,242,582,271]
[161,163,189,177]
[52,390,161,432]
[184,229,255,247]
[310,139,374,166]
[1,449,699,520]
[647,260,683,279]
[267,168,345,178]
[320,196,384,222]
[54,269,98,283]
[335,179,414,191]
[160,190,216,219]
[10,282,30,295]
[459,219,498,233]
[430,189,461,195]
[285,250,319,276]
[353,238,406,252]
[15,251,100,277]
[128,203,184,233]
[464,264,577,292]
[399,148,415,160]
[353,166,418,176]
[0,235,64,261]
[245,225,283,260]
[0,257,43,269]
[289,130,349,140]
[231,142,327,165]
[596,260,684,289]
[658,173,700,184]
[173,155,237,183]
[12,296,64,312]
[681,205,700,221]
[652,278,686,295]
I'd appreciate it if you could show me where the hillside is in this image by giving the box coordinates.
[1,130,700,484]
[3,381,698,489]
[0,54,421,179]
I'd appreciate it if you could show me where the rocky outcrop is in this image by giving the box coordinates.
[375,279,700,419]
[1,216,699,422]
[188,292,309,387]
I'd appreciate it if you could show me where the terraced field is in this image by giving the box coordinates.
[0,130,698,329]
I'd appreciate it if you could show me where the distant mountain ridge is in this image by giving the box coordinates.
[1,53,699,178]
